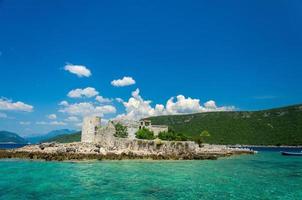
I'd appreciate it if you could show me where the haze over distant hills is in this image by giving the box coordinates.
[0,131,28,144]
[25,129,77,144]
[0,129,77,144]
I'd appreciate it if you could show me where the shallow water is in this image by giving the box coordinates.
[0,151,301,200]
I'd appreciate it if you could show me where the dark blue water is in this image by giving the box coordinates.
[248,146,302,153]
[0,144,28,149]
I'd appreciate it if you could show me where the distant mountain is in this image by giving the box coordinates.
[146,104,302,146]
[43,132,81,143]
[0,131,28,144]
[26,129,77,144]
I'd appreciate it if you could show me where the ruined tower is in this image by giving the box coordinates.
[81,116,101,143]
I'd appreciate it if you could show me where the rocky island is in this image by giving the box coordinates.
[0,117,255,161]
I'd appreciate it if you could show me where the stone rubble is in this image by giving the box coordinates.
[0,140,255,161]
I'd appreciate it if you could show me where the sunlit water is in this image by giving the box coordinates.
[0,149,301,200]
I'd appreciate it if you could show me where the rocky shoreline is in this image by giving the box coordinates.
[0,141,255,161]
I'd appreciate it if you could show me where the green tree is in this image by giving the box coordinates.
[158,131,188,141]
[135,128,155,140]
[114,123,128,138]
[194,130,211,146]
[200,130,210,138]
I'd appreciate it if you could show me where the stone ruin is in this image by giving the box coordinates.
[81,116,169,143]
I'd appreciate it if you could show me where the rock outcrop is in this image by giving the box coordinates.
[0,139,255,161]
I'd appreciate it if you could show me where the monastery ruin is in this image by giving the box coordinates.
[81,116,168,143]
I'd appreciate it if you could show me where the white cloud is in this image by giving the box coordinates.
[95,95,112,103]
[50,121,67,126]
[20,121,31,125]
[47,114,57,120]
[204,100,217,109]
[59,102,116,117]
[116,88,161,120]
[65,116,80,122]
[36,121,47,125]
[115,98,124,103]
[0,112,7,118]
[64,64,91,77]
[59,101,69,106]
[0,98,33,112]
[116,88,235,120]
[111,76,136,87]
[68,87,99,98]
[36,121,66,126]
[166,95,202,114]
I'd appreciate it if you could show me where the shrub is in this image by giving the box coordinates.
[158,131,188,141]
[194,130,211,146]
[135,128,155,140]
[114,123,128,138]
[200,130,210,138]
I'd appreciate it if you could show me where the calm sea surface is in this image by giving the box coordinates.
[0,146,301,200]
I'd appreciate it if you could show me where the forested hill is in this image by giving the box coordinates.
[43,132,81,143]
[0,131,28,144]
[146,104,302,146]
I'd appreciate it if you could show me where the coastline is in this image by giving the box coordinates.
[0,142,255,161]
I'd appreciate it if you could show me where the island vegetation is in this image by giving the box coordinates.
[113,123,128,138]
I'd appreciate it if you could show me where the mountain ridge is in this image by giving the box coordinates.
[25,129,77,144]
[0,131,28,144]
[146,104,302,145]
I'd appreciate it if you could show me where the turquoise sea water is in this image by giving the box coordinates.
[0,150,302,200]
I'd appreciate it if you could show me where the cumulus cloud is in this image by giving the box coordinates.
[111,76,136,87]
[68,87,99,98]
[95,95,112,103]
[165,95,202,114]
[0,98,33,112]
[59,102,116,117]
[204,100,217,109]
[47,114,57,120]
[116,88,235,120]
[65,116,80,122]
[59,101,69,106]
[64,64,91,77]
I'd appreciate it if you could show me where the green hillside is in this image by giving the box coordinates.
[44,104,302,145]
[43,132,81,143]
[0,131,28,144]
[146,104,302,146]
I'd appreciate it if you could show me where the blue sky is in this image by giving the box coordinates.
[0,0,302,136]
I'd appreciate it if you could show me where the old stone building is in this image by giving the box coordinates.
[81,116,101,143]
[138,120,169,136]
[81,116,168,143]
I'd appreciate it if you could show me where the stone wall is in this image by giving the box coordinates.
[81,116,101,143]
[93,124,199,154]
[94,122,116,145]
[150,125,169,136]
